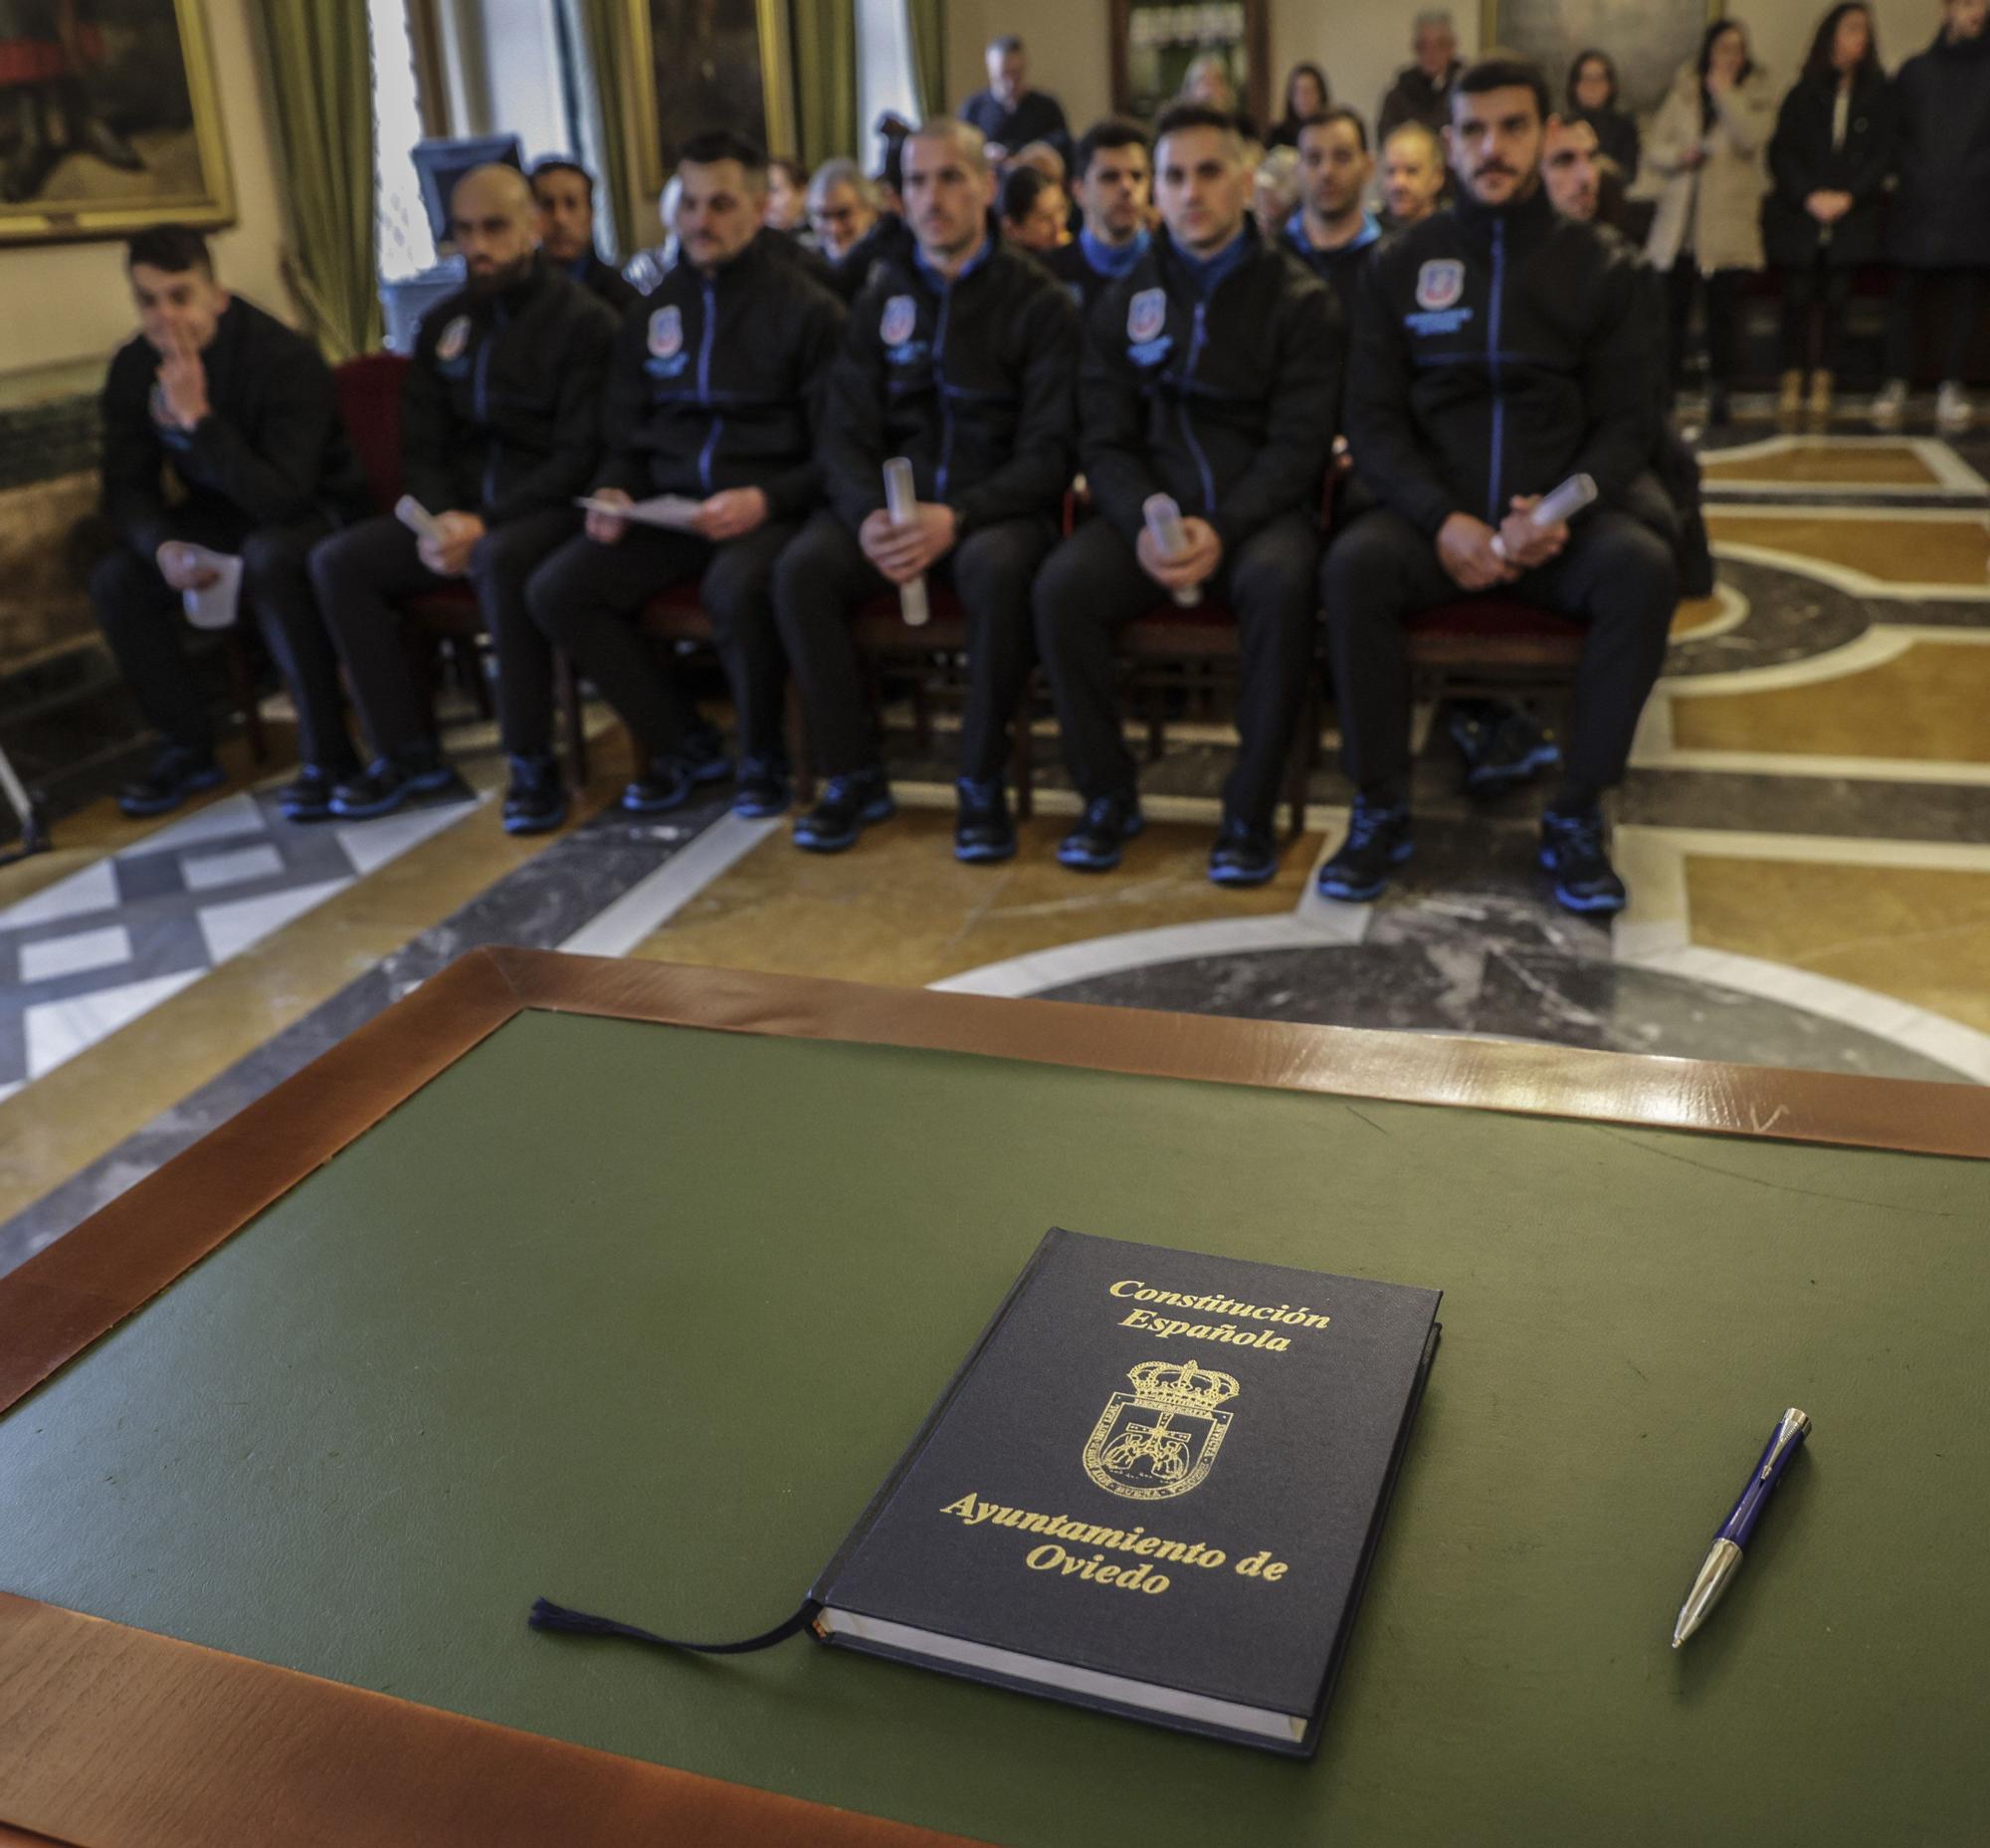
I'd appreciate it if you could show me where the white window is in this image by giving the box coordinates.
[857,0,920,141]
[370,0,436,282]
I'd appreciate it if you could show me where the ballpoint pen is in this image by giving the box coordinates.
[1673,1407,1811,1648]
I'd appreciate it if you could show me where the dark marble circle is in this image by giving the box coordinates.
[1033,941,1971,1085]
[1665,557,1870,679]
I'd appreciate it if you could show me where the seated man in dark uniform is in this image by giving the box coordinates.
[772,115,1080,862]
[1041,119,1152,310]
[527,131,844,819]
[93,225,368,818]
[309,165,617,831]
[529,157,642,315]
[1283,106,1383,322]
[1318,59,1677,915]
[1033,103,1343,888]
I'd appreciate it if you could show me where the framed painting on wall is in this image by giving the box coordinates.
[0,0,234,245]
[628,0,795,199]
[1482,0,1720,116]
[1110,0,1271,130]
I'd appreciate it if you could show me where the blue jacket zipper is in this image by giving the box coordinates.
[1487,219,1506,527]
[477,303,503,511]
[1177,298,1218,515]
[696,277,723,496]
[932,281,956,502]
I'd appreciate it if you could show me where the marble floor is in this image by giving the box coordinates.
[1,427,1986,1275]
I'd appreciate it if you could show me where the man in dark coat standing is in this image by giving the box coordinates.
[960,34,1072,171]
[1874,0,1990,431]
[1377,11,1465,139]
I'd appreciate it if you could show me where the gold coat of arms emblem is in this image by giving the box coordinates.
[1082,1357,1240,1501]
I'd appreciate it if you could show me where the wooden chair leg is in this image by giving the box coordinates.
[1145,682,1166,763]
[785,679,814,806]
[1285,672,1318,842]
[459,637,494,719]
[555,651,589,788]
[228,635,270,764]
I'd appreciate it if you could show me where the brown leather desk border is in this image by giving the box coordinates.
[4,947,1985,1846]
[6,941,1986,1423]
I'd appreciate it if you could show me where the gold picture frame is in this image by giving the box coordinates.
[626,0,795,200]
[0,0,236,246]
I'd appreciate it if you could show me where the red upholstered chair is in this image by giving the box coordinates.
[1399,598,1585,739]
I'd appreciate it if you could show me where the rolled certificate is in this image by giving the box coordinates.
[1143,493,1203,608]
[883,456,929,628]
[1530,472,1598,528]
[394,494,445,544]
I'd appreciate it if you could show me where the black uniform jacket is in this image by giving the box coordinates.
[1346,186,1653,539]
[597,232,846,519]
[573,251,644,316]
[402,257,617,524]
[101,295,367,558]
[819,225,1080,537]
[1082,221,1343,552]
[1762,68,1897,271]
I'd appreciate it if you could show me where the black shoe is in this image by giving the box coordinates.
[1539,807,1627,914]
[793,767,895,852]
[277,761,358,822]
[117,744,225,818]
[1678,513,1715,600]
[953,777,1016,864]
[1315,798,1413,902]
[1056,791,1143,872]
[502,754,568,835]
[683,725,732,786]
[732,754,791,819]
[328,745,462,819]
[1208,817,1278,888]
[622,753,697,814]
[1455,702,1559,798]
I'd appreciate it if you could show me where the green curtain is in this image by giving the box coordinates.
[789,0,858,170]
[904,0,945,121]
[254,1,380,360]
[571,0,645,259]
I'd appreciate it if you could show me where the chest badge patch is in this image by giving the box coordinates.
[880,294,917,348]
[1415,260,1465,311]
[648,305,684,359]
[1126,286,1167,345]
[436,314,472,363]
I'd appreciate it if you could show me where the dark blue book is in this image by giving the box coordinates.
[812,1227,1442,1754]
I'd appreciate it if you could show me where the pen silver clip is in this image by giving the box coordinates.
[1759,1407,1812,1481]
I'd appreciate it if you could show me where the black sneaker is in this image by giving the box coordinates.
[116,744,224,818]
[1208,816,1279,888]
[1539,807,1627,914]
[954,777,1016,864]
[1057,791,1144,872]
[277,760,358,823]
[1315,798,1413,902]
[501,754,568,835]
[792,766,895,852]
[683,725,732,786]
[328,745,463,819]
[732,754,791,819]
[622,754,696,814]
[1455,702,1559,798]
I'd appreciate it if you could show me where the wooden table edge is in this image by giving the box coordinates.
[0,1592,984,1848]
[5,945,1983,1424]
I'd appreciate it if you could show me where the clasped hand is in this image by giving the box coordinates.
[153,326,210,431]
[1135,514,1222,592]
[1438,498,1568,591]
[860,503,957,585]
[419,512,487,577]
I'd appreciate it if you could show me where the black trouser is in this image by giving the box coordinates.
[526,517,799,763]
[1664,261,1746,389]
[91,511,351,767]
[773,508,1055,784]
[1780,259,1853,375]
[309,508,577,760]
[1885,268,1987,384]
[1034,511,1319,832]
[1322,508,1678,805]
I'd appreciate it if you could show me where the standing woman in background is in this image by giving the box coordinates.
[1567,50,1640,184]
[1763,4,1896,428]
[1646,19,1776,425]
[1875,0,1990,432]
[1267,63,1331,149]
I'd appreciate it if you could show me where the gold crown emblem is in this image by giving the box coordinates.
[1124,1357,1240,1413]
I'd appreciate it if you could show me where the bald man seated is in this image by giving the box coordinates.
[309,166,617,831]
